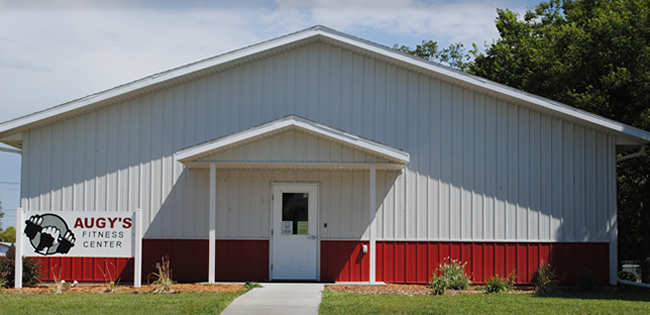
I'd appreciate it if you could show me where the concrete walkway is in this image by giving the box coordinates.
[221,283,324,315]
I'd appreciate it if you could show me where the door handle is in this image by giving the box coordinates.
[308,235,317,240]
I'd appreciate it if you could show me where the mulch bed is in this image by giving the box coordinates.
[325,284,535,296]
[4,282,534,296]
[3,283,245,294]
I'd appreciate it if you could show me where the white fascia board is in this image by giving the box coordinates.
[289,117,409,163]
[175,115,410,164]
[183,162,406,170]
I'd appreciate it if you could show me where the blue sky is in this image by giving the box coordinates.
[0,0,541,229]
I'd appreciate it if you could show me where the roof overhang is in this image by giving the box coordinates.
[175,115,410,170]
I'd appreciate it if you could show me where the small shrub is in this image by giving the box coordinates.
[618,270,638,282]
[577,268,598,291]
[429,257,471,295]
[0,246,42,288]
[484,269,517,294]
[244,282,262,290]
[0,268,8,289]
[148,255,174,293]
[532,260,558,295]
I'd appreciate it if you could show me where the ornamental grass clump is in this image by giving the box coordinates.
[532,260,558,295]
[484,269,517,294]
[99,263,119,293]
[148,255,175,293]
[429,257,471,295]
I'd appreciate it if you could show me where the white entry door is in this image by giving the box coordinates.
[271,184,318,280]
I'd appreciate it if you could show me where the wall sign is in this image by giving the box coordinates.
[21,211,134,258]
[282,221,293,235]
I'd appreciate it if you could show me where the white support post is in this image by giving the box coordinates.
[134,209,143,288]
[609,155,618,285]
[15,208,23,289]
[208,163,216,284]
[369,165,377,284]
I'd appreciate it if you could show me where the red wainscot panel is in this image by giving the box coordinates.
[376,241,609,285]
[321,241,369,282]
[214,240,269,282]
[38,239,270,283]
[142,239,208,282]
[145,239,269,282]
[38,257,133,282]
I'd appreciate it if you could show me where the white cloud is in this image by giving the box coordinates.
[0,7,264,120]
[264,0,537,52]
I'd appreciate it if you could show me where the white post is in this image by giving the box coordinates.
[209,163,216,283]
[369,165,377,284]
[134,209,143,288]
[14,208,23,289]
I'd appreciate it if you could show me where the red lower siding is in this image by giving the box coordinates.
[376,241,609,285]
[38,239,269,283]
[214,240,269,282]
[36,240,608,285]
[321,241,369,282]
[38,257,133,282]
[142,239,208,282]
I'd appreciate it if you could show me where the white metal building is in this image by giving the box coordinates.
[1,26,649,284]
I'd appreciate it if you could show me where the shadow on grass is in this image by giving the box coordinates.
[532,286,650,302]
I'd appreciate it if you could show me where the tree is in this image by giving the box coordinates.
[0,226,15,243]
[0,197,4,232]
[469,0,650,281]
[393,40,478,71]
[0,197,16,243]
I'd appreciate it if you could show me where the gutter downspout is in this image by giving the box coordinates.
[616,145,645,163]
[616,144,648,287]
[618,278,650,289]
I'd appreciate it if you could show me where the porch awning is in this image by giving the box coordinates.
[174,115,409,170]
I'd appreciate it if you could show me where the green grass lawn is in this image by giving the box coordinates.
[0,291,244,315]
[320,290,650,315]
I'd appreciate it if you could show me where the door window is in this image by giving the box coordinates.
[281,193,309,235]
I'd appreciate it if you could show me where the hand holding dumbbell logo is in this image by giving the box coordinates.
[24,214,76,255]
[58,231,76,254]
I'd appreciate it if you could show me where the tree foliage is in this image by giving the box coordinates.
[394,40,478,71]
[0,226,16,243]
[471,0,650,129]
[0,197,4,232]
[470,0,650,281]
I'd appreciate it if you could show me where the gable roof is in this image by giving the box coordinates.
[175,115,410,170]
[1,25,649,148]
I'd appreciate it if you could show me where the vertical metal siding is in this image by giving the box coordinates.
[38,257,134,282]
[21,41,617,243]
[376,241,609,285]
[321,241,369,282]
